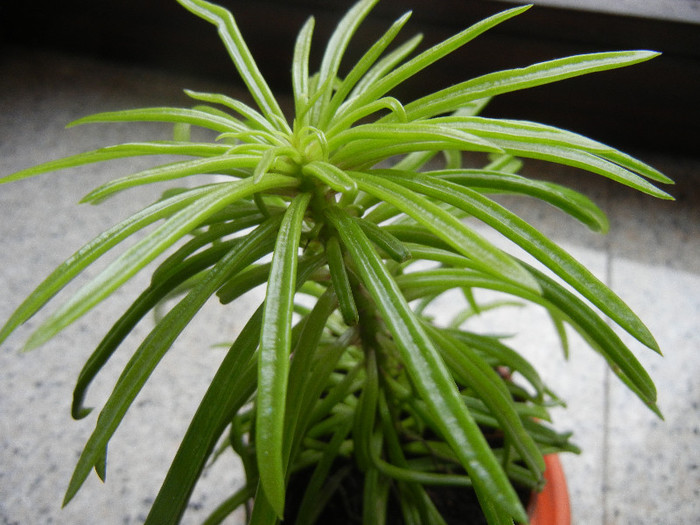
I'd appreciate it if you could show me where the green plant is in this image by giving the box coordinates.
[1,0,673,523]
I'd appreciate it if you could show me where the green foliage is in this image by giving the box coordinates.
[1,0,672,523]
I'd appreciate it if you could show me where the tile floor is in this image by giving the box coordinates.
[1,50,698,524]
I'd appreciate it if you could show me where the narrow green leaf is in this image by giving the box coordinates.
[484,138,673,199]
[403,243,484,273]
[248,482,279,525]
[436,169,609,233]
[311,0,379,125]
[147,253,329,525]
[307,354,363,432]
[256,192,311,518]
[338,4,530,122]
[293,419,354,524]
[216,263,271,305]
[395,267,658,408]
[68,106,247,134]
[177,0,289,132]
[72,230,268,420]
[201,485,255,525]
[25,175,299,350]
[64,218,281,507]
[428,326,544,478]
[252,148,278,184]
[519,262,659,410]
[151,212,265,284]
[444,329,546,400]
[354,217,411,262]
[0,186,217,347]
[351,171,540,293]
[402,50,661,121]
[329,122,503,157]
[428,116,672,197]
[348,33,423,102]
[370,449,473,487]
[0,142,230,185]
[283,289,339,459]
[549,310,571,358]
[390,150,438,172]
[302,160,358,196]
[319,10,412,128]
[435,115,672,183]
[378,170,660,351]
[184,89,278,134]
[353,347,379,471]
[326,96,408,138]
[292,16,315,122]
[375,392,469,497]
[146,304,263,525]
[325,206,529,523]
[326,236,359,325]
[484,152,522,173]
[363,466,390,525]
[81,154,263,203]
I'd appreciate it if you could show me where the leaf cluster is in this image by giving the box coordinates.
[0,0,672,524]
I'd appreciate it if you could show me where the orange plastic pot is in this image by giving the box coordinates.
[526,454,571,525]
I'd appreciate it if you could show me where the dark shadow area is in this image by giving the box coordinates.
[2,1,699,156]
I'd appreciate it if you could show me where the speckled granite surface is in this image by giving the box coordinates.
[1,50,698,524]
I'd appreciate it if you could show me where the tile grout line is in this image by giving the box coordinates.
[601,343,612,525]
[601,183,613,525]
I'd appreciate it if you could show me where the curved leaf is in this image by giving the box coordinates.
[376,169,660,351]
[325,205,529,523]
[145,303,263,525]
[25,175,299,350]
[326,236,359,326]
[64,217,282,507]
[292,16,315,122]
[184,89,278,134]
[71,229,271,420]
[81,154,264,203]
[401,51,661,121]
[319,10,412,129]
[338,4,530,123]
[395,267,658,409]
[0,141,230,185]
[435,169,609,233]
[351,170,540,293]
[177,0,289,131]
[68,106,247,134]
[310,0,379,125]
[256,192,311,518]
[0,185,217,347]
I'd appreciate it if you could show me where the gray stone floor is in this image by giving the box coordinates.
[1,50,698,524]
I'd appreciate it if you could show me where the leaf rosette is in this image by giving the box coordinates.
[1,0,672,523]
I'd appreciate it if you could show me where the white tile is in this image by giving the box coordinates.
[0,52,250,525]
[605,259,700,524]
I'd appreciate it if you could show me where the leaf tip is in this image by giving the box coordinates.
[72,406,94,420]
[21,338,43,354]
